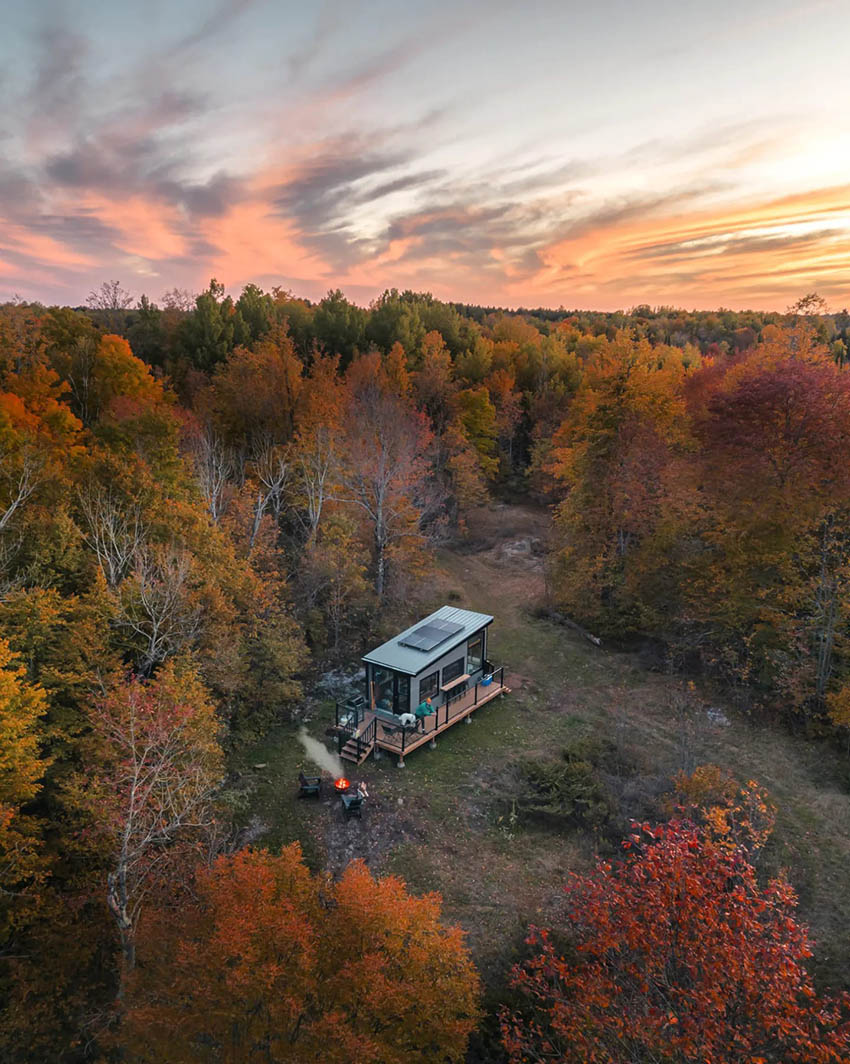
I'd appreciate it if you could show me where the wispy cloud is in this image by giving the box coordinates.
[1,1,850,309]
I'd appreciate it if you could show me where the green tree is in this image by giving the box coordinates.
[178,280,249,372]
[313,290,366,369]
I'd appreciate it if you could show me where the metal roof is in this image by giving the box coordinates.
[363,605,493,675]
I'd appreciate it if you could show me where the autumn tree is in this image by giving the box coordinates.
[336,354,436,596]
[208,326,303,449]
[290,353,345,542]
[0,362,82,566]
[297,516,371,651]
[47,333,165,426]
[502,819,850,1064]
[0,638,49,933]
[546,333,692,634]
[68,661,224,980]
[123,846,481,1063]
[414,330,455,434]
[688,332,850,711]
[454,385,499,480]
[185,421,237,523]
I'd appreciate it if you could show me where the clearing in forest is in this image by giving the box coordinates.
[238,502,850,993]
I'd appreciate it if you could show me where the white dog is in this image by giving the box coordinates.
[398,713,417,729]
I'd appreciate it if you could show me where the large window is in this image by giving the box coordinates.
[467,634,483,672]
[442,658,465,685]
[371,666,394,712]
[371,667,410,715]
[419,670,439,700]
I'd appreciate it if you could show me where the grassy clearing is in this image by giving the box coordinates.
[236,502,850,994]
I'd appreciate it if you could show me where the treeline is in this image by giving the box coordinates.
[2,282,850,1059]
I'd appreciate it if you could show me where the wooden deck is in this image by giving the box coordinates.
[340,675,510,764]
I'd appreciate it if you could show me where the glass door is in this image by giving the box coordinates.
[468,633,483,672]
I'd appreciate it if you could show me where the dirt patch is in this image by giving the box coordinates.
[324,787,428,877]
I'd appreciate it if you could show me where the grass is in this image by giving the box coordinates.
[236,502,850,994]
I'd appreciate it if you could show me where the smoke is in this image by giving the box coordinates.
[297,727,344,777]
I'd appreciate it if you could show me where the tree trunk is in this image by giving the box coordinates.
[107,867,136,992]
[375,541,386,598]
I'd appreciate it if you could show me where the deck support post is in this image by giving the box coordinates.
[373,746,382,761]
[429,738,437,750]
[397,755,405,768]
[465,715,473,724]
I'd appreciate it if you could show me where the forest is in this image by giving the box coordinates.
[1,280,850,1062]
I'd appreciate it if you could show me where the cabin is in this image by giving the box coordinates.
[333,606,509,766]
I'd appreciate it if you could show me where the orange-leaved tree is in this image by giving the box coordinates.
[0,637,49,934]
[337,352,437,597]
[123,846,481,1063]
[501,819,850,1064]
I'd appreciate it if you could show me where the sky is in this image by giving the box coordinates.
[2,0,850,311]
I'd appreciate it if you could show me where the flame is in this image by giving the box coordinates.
[334,777,351,792]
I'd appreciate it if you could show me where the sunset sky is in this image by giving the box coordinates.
[3,0,850,311]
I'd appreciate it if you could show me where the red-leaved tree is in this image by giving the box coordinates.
[501,819,850,1063]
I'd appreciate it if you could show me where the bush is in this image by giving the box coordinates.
[513,736,621,829]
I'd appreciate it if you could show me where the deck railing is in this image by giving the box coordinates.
[334,699,370,755]
[376,665,506,753]
[346,717,376,760]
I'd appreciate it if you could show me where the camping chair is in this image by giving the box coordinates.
[341,792,364,819]
[298,771,322,799]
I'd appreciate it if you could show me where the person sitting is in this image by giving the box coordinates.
[414,697,435,730]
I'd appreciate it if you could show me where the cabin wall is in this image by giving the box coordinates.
[411,627,487,707]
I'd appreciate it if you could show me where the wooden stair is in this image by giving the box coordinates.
[340,736,375,764]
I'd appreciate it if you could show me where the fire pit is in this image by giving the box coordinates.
[334,776,351,793]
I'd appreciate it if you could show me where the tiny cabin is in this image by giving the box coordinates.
[334,606,509,765]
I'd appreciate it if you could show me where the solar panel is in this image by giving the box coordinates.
[399,618,463,652]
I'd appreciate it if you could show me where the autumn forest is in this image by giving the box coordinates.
[0,280,849,1061]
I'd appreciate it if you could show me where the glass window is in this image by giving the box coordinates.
[372,666,394,712]
[442,658,465,685]
[419,670,439,700]
[467,635,483,672]
[397,675,410,715]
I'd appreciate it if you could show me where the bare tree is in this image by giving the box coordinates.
[160,287,196,312]
[189,427,236,524]
[788,292,829,317]
[119,547,203,674]
[0,447,41,533]
[293,426,336,543]
[78,487,147,587]
[248,437,290,548]
[62,334,99,424]
[87,280,134,312]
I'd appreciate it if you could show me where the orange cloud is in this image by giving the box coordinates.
[0,221,95,270]
[534,184,850,309]
[80,195,189,262]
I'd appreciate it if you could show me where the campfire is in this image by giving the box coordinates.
[334,776,351,793]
